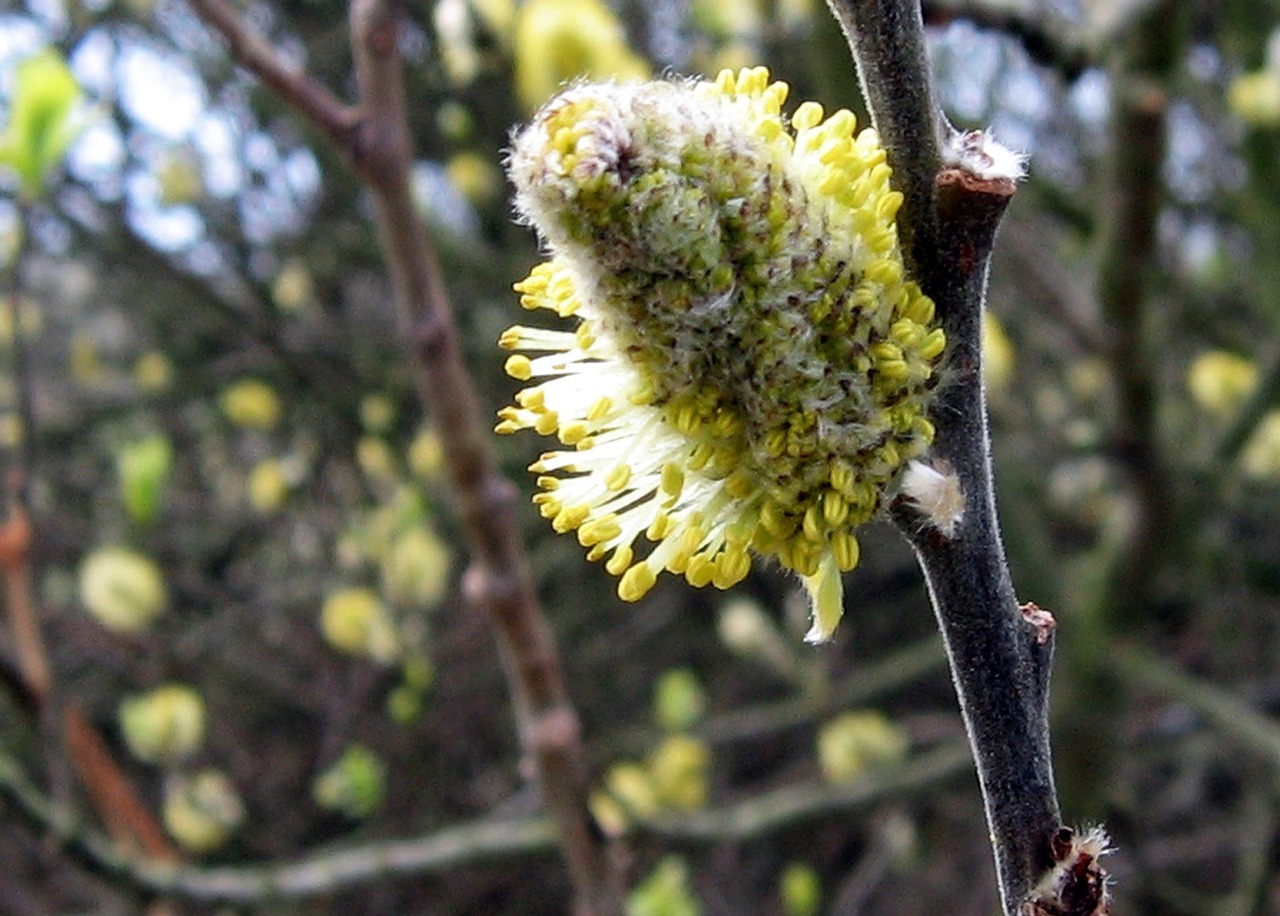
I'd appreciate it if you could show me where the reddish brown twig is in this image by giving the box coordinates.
[189,0,625,911]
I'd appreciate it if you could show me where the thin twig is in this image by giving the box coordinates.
[921,0,1090,79]
[0,739,971,903]
[1112,644,1280,766]
[188,0,626,911]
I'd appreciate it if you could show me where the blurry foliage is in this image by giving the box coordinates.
[0,0,1279,914]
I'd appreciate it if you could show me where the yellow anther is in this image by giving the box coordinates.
[498,328,523,350]
[791,100,824,131]
[802,504,824,543]
[552,504,590,533]
[504,354,533,380]
[606,545,634,576]
[536,475,560,491]
[913,416,937,441]
[723,469,756,499]
[822,489,849,526]
[759,499,791,537]
[604,465,632,491]
[647,511,674,541]
[534,412,560,436]
[790,543,821,577]
[685,554,715,588]
[829,460,855,495]
[587,397,613,421]
[688,443,714,471]
[713,546,751,588]
[516,388,545,409]
[660,463,684,499]
[559,421,590,445]
[832,532,861,572]
[578,515,622,547]
[919,328,947,360]
[618,563,658,602]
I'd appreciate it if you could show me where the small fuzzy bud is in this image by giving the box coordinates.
[899,458,966,539]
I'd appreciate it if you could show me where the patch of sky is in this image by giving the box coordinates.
[126,168,202,251]
[20,0,66,35]
[67,120,125,200]
[0,17,45,71]
[118,43,204,140]
[194,111,243,198]
[930,21,1001,125]
[283,147,320,199]
[413,160,480,242]
[68,27,113,95]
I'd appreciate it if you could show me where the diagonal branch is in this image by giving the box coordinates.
[188,0,626,912]
[825,3,1073,914]
[0,737,970,904]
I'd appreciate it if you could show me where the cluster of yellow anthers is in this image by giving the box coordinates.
[498,67,946,642]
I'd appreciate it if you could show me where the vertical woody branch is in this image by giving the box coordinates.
[191,0,626,912]
[825,2,1085,914]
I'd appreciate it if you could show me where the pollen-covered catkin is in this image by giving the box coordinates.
[499,68,946,641]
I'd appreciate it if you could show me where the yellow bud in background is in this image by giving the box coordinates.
[408,428,446,480]
[1241,410,1280,479]
[79,546,167,632]
[436,101,475,143]
[982,310,1015,393]
[513,0,650,112]
[1229,70,1280,127]
[816,710,907,784]
[0,412,22,449]
[0,295,42,344]
[134,351,174,393]
[70,330,101,385]
[271,258,315,312]
[247,459,290,513]
[162,769,244,855]
[445,151,502,206]
[357,436,400,485]
[155,149,204,206]
[380,526,450,607]
[359,393,397,434]
[435,0,483,86]
[603,761,660,819]
[648,734,711,811]
[320,587,401,663]
[470,0,516,36]
[119,684,206,765]
[220,380,282,431]
[690,0,762,37]
[1187,350,1258,416]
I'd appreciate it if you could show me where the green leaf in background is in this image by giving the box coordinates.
[117,434,173,526]
[779,862,822,916]
[0,50,85,200]
[653,667,706,733]
[626,856,701,916]
[312,744,387,819]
